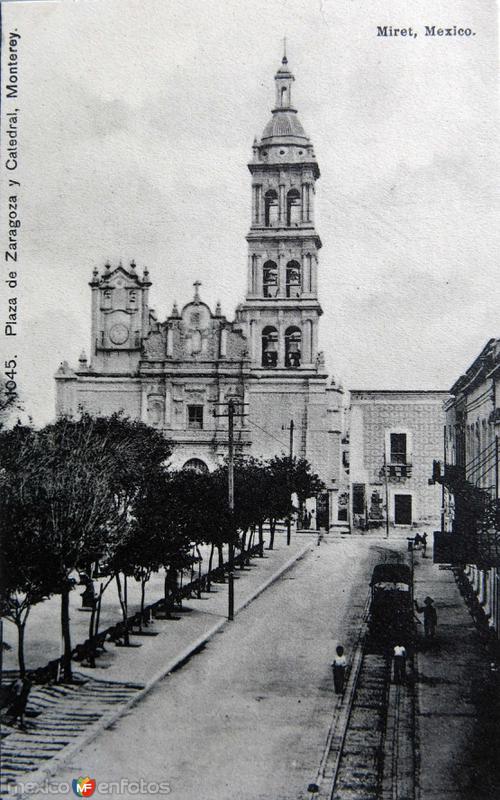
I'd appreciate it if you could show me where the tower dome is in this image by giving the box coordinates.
[261,112,308,142]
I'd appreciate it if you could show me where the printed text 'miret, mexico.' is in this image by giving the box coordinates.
[377,26,476,38]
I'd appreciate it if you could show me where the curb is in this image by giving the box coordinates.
[11,541,313,799]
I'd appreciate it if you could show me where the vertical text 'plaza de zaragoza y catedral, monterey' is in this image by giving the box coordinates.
[55,54,348,528]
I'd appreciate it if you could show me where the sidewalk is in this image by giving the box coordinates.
[412,548,500,800]
[3,542,228,673]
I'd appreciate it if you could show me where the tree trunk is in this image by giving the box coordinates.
[240,531,247,569]
[268,518,276,550]
[95,584,105,641]
[217,544,225,582]
[246,528,254,565]
[115,573,130,646]
[168,567,178,616]
[61,586,72,682]
[17,621,26,680]
[207,543,215,591]
[140,578,147,629]
[87,599,96,668]
[196,546,203,598]
[258,521,264,557]
[190,546,196,583]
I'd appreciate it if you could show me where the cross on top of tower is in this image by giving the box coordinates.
[193,280,202,301]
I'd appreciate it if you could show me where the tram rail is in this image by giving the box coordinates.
[306,550,416,800]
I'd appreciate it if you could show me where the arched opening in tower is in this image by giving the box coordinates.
[286,189,301,226]
[263,260,278,297]
[264,190,278,227]
[286,260,301,298]
[285,326,302,368]
[261,326,278,367]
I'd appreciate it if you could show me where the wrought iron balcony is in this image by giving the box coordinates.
[386,462,412,479]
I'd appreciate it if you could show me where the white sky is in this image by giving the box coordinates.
[0,0,498,425]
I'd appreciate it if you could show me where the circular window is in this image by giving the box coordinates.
[298,150,303,155]
[109,323,129,345]
[280,149,286,155]
[262,150,267,156]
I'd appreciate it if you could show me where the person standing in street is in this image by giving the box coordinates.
[332,645,347,694]
[414,596,437,639]
[421,532,428,557]
[393,644,407,683]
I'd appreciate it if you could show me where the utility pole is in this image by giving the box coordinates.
[214,396,247,621]
[227,399,235,621]
[496,435,499,505]
[441,425,447,535]
[383,450,390,540]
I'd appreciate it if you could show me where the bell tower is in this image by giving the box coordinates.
[241,52,323,372]
[88,260,151,373]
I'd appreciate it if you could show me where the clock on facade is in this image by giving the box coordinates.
[109,323,129,345]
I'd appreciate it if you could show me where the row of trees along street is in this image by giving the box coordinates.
[0,413,324,682]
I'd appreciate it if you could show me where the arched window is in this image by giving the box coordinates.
[286,260,301,298]
[281,86,288,106]
[183,458,209,474]
[263,260,278,298]
[285,326,301,368]
[264,190,278,227]
[262,326,278,368]
[286,189,301,226]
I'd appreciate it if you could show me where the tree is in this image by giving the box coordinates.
[0,377,23,429]
[132,471,195,617]
[1,413,172,679]
[0,426,53,677]
[88,415,172,646]
[27,415,130,680]
[265,456,325,547]
[233,457,269,561]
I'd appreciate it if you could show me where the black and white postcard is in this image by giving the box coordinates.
[1,1,498,798]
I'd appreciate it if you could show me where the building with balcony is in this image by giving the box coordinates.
[443,338,500,632]
[55,54,346,528]
[349,390,447,531]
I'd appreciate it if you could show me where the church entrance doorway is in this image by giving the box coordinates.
[183,458,209,474]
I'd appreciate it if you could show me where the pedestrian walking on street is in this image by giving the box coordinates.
[332,645,347,694]
[421,532,428,557]
[393,644,407,683]
[414,596,437,639]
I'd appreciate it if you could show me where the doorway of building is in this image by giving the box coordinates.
[316,492,329,530]
[394,494,412,525]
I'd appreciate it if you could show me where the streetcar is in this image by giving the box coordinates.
[368,563,414,647]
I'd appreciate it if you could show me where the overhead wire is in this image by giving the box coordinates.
[247,417,289,450]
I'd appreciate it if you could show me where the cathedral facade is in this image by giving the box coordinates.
[55,56,345,527]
